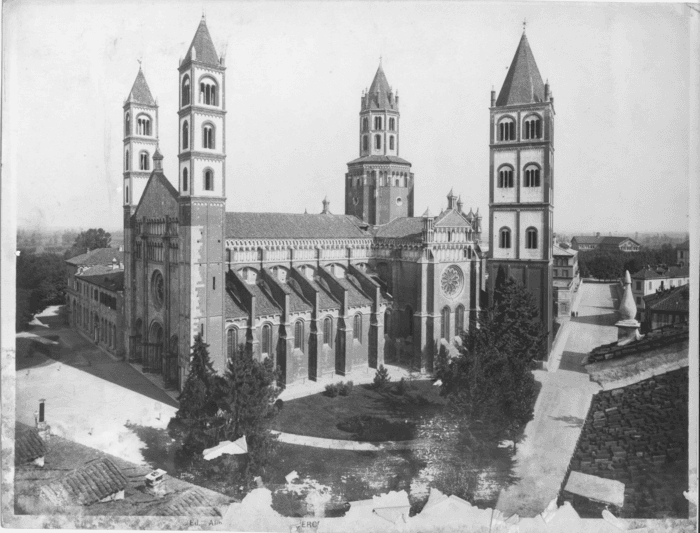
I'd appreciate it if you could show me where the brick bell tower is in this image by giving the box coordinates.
[487,27,555,355]
[345,61,414,226]
[177,16,228,374]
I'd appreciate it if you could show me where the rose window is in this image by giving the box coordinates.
[441,265,463,297]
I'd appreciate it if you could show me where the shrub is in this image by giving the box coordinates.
[325,383,340,398]
[394,377,408,396]
[373,365,391,389]
[339,380,354,396]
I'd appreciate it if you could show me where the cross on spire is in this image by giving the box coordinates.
[523,18,527,33]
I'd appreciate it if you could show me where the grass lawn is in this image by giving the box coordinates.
[270,379,447,441]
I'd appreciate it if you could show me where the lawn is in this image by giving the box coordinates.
[270,379,447,441]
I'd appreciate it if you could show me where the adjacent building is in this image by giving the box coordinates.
[553,243,580,317]
[676,240,690,266]
[641,284,689,331]
[571,234,641,253]
[630,265,690,309]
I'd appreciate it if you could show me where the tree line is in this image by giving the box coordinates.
[577,244,677,280]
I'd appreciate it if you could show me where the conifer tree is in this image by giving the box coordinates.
[176,334,221,421]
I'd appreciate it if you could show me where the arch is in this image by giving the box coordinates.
[389,117,396,131]
[125,149,130,171]
[182,121,189,149]
[353,313,362,341]
[139,151,150,171]
[374,134,382,150]
[374,116,383,130]
[182,168,189,191]
[389,135,395,150]
[181,75,191,106]
[203,122,215,149]
[294,320,304,351]
[441,306,451,340]
[362,135,368,151]
[455,305,465,337]
[323,316,333,346]
[227,327,238,360]
[525,227,538,249]
[125,185,129,204]
[362,117,369,132]
[199,76,218,106]
[136,114,152,136]
[497,164,514,188]
[497,115,516,141]
[125,112,131,136]
[327,263,346,279]
[405,305,414,337]
[261,323,273,356]
[238,266,259,284]
[204,168,214,191]
[499,227,512,249]
[523,163,541,187]
[523,113,542,140]
[148,321,164,372]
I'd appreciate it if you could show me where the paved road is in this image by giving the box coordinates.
[496,281,619,517]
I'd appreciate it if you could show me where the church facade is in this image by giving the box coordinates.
[121,18,551,391]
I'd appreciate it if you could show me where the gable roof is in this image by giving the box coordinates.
[134,171,179,218]
[366,63,396,110]
[600,236,639,246]
[39,458,127,506]
[643,285,689,314]
[126,68,156,106]
[347,155,411,166]
[496,33,546,106]
[225,289,248,320]
[373,217,424,241]
[553,243,577,257]
[15,427,46,465]
[434,209,473,228]
[66,248,123,267]
[183,17,220,67]
[572,236,603,245]
[225,212,369,240]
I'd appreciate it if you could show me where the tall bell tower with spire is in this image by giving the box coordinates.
[177,15,228,372]
[487,26,555,353]
[345,61,414,226]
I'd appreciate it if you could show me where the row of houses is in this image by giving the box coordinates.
[571,234,641,253]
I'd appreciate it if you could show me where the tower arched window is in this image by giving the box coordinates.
[497,166,514,188]
[199,77,218,106]
[182,168,189,191]
[455,305,465,337]
[526,227,538,249]
[139,151,150,171]
[389,117,395,131]
[261,323,272,356]
[182,75,191,106]
[204,169,214,191]
[374,116,383,130]
[375,134,382,150]
[499,227,512,249]
[523,115,542,139]
[353,314,362,341]
[125,150,130,171]
[441,306,451,340]
[294,320,304,351]
[203,123,215,149]
[227,327,238,360]
[362,118,369,132]
[498,117,515,141]
[389,136,395,150]
[136,115,152,136]
[524,165,541,187]
[125,113,130,136]
[182,121,189,149]
[362,135,369,151]
[323,317,332,346]
[125,185,129,204]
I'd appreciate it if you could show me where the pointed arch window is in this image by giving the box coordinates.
[523,115,542,139]
[227,327,238,360]
[375,134,382,150]
[139,151,150,171]
[362,135,369,151]
[389,136,395,150]
[199,77,218,106]
[182,121,189,149]
[125,113,131,136]
[455,305,465,337]
[204,169,214,191]
[441,306,451,340]
[499,227,512,249]
[353,314,362,341]
[125,185,129,204]
[374,116,383,130]
[498,117,515,141]
[261,323,272,356]
[323,317,332,346]
[182,168,189,191]
[136,115,152,136]
[497,165,514,188]
[203,123,215,149]
[182,75,191,106]
[362,118,369,132]
[524,165,541,187]
[125,150,130,171]
[389,117,396,131]
[294,320,304,351]
[526,227,538,249]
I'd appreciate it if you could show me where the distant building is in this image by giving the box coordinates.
[630,265,690,309]
[553,243,579,317]
[571,234,640,253]
[641,284,689,331]
[65,248,125,357]
[676,240,689,266]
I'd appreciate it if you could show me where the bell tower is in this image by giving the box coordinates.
[177,16,228,372]
[487,28,555,354]
[345,61,414,226]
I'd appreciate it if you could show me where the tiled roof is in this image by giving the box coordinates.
[78,270,125,292]
[183,18,220,67]
[225,212,369,240]
[225,289,248,320]
[586,323,689,364]
[126,68,155,106]
[667,266,689,278]
[374,217,424,241]
[600,236,639,246]
[365,63,396,110]
[347,155,411,166]
[15,427,46,465]
[631,268,664,280]
[553,244,577,257]
[572,236,603,245]
[632,266,689,280]
[66,248,123,267]
[148,488,221,517]
[676,240,689,250]
[305,277,341,311]
[496,33,546,106]
[339,274,372,308]
[643,285,689,314]
[39,458,127,506]
[434,209,473,228]
[279,278,313,314]
[247,282,282,317]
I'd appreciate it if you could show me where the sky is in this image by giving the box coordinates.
[3,0,693,235]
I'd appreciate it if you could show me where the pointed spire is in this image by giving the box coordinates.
[457,195,463,213]
[321,196,331,214]
[367,61,395,110]
[126,67,155,106]
[153,144,164,171]
[496,32,546,106]
[617,271,637,322]
[183,16,221,67]
[422,207,433,218]
[447,188,457,210]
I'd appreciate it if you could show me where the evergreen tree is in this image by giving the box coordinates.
[176,334,221,422]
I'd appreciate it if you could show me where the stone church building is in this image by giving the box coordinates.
[120,18,553,390]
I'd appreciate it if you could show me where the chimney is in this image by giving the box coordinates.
[616,270,642,345]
